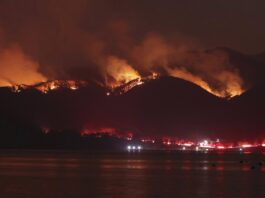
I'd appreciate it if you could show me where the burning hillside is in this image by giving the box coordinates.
[8,72,243,99]
[9,73,158,96]
[2,45,260,100]
[0,40,250,99]
[11,80,88,93]
[107,73,159,95]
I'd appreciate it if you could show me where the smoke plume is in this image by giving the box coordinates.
[0,44,47,86]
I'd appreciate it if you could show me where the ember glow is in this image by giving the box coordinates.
[81,127,133,140]
[108,73,158,95]
[7,70,244,98]
[34,80,87,93]
[11,80,87,93]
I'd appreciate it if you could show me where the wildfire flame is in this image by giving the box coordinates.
[8,70,243,99]
[107,72,159,95]
[11,80,87,94]
[166,67,214,96]
[105,56,141,88]
[166,67,244,98]
[3,49,244,98]
[34,80,86,93]
[102,53,244,98]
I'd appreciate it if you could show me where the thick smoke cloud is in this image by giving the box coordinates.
[0,44,47,86]
[0,0,262,97]
[129,34,244,97]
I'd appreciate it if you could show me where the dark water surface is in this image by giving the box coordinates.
[0,150,264,198]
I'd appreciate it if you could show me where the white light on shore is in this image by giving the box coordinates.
[127,145,142,151]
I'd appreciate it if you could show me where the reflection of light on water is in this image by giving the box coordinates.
[164,160,173,170]
[126,160,146,169]
[202,166,209,170]
[126,165,145,169]
[99,159,147,169]
[243,151,252,154]
[242,165,251,172]
[181,160,192,171]
[216,166,224,171]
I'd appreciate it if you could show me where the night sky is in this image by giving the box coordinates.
[1,0,265,53]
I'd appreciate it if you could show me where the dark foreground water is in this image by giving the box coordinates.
[0,150,264,198]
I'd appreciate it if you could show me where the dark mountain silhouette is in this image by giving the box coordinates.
[116,77,226,139]
[228,82,265,139]
[0,75,262,142]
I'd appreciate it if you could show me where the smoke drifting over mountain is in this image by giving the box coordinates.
[0,45,47,86]
[0,0,264,97]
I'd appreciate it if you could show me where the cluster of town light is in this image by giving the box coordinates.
[126,138,265,152]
